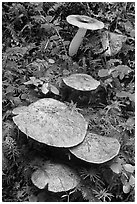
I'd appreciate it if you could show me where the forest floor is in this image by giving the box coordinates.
[2,2,135,202]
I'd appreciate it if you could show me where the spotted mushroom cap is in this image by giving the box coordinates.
[63,73,100,91]
[67,15,104,30]
[69,132,120,164]
[12,98,88,148]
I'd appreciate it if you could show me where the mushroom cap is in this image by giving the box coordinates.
[69,133,120,164]
[67,15,104,30]
[31,161,80,192]
[63,73,100,91]
[12,98,67,115]
[12,98,88,148]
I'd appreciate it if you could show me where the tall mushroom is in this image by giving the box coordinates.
[66,15,104,56]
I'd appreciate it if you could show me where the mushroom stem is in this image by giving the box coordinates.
[69,28,87,56]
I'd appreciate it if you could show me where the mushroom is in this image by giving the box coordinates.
[66,15,104,56]
[69,132,120,164]
[31,161,80,192]
[12,98,88,148]
[61,73,101,105]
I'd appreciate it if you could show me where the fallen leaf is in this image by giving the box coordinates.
[41,83,49,95]
[123,182,131,194]
[50,84,59,95]
[123,164,135,173]
[48,59,55,64]
[129,175,135,187]
[110,162,122,174]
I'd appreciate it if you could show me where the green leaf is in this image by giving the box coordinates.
[6,85,15,94]
[123,164,135,173]
[48,59,55,64]
[50,85,59,95]
[115,65,132,75]
[104,78,113,85]
[63,41,70,46]
[31,15,46,23]
[24,80,33,85]
[124,21,133,33]
[21,93,28,100]
[129,93,135,102]
[45,15,53,22]
[50,35,59,40]
[110,162,122,174]
[41,83,49,95]
[129,175,135,187]
[112,71,119,78]
[116,91,128,98]
[116,91,135,102]
[119,72,125,80]
[123,182,131,194]
[24,77,43,86]
[98,69,109,77]
[130,29,135,38]
[41,23,52,31]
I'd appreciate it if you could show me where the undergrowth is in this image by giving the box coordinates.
[2,2,135,202]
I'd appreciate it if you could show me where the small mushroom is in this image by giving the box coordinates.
[31,161,80,192]
[69,132,120,164]
[66,15,104,56]
[61,73,100,105]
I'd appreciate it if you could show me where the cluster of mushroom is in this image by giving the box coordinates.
[12,97,120,193]
[11,14,123,194]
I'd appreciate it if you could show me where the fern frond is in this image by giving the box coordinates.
[77,183,99,202]
[79,167,104,188]
[3,136,20,162]
[93,188,114,202]
[6,46,28,59]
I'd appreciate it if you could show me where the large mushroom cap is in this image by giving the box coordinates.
[12,98,88,148]
[63,73,100,91]
[69,133,120,164]
[31,161,80,192]
[67,15,104,30]
[12,98,67,115]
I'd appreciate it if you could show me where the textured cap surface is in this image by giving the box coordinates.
[63,73,100,91]
[67,15,104,30]
[12,98,67,115]
[31,161,80,192]
[13,98,87,147]
[69,132,120,163]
